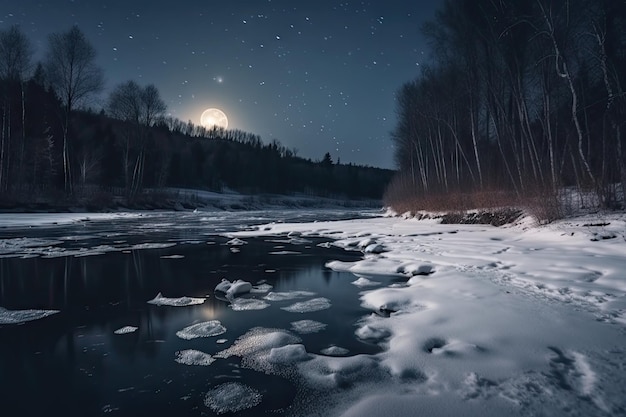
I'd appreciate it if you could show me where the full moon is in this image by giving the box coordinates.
[200,108,229,129]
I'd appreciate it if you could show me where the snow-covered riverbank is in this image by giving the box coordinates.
[230,212,626,416]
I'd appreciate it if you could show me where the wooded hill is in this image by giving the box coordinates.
[0,26,392,207]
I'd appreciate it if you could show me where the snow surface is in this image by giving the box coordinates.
[227,212,626,416]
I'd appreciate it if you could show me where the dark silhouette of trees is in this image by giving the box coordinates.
[45,25,103,194]
[0,25,392,207]
[0,25,32,192]
[389,0,626,212]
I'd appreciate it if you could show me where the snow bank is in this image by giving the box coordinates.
[227,212,626,416]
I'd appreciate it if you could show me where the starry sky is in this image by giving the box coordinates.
[1,0,441,169]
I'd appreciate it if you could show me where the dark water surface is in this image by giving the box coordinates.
[0,210,380,416]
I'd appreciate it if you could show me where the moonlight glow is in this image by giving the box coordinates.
[200,108,229,129]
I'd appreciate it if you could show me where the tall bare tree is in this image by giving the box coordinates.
[108,81,166,198]
[45,25,103,194]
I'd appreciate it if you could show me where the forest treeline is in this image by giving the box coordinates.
[385,0,626,217]
[0,25,392,208]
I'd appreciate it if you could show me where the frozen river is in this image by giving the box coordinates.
[1,209,626,417]
[0,209,380,416]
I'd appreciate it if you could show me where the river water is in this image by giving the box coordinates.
[0,209,381,416]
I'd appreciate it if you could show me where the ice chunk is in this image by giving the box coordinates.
[320,345,350,356]
[176,320,227,340]
[226,238,247,246]
[267,344,310,364]
[230,298,270,311]
[363,243,385,254]
[0,306,59,325]
[129,242,177,250]
[214,279,252,298]
[147,292,205,307]
[175,349,215,366]
[351,277,381,287]
[264,291,316,302]
[291,320,327,334]
[113,326,138,334]
[160,254,184,259]
[204,382,262,414]
[281,297,331,313]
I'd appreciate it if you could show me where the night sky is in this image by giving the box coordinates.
[1,0,441,169]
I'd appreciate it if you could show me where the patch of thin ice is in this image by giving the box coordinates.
[204,382,262,414]
[147,292,205,307]
[281,297,331,313]
[264,291,316,302]
[128,242,177,250]
[0,306,59,325]
[175,349,215,366]
[229,298,270,311]
[291,320,327,334]
[113,326,138,334]
[176,320,226,340]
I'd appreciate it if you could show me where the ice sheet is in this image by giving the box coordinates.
[176,320,227,340]
[291,319,327,334]
[281,297,331,313]
[113,326,138,334]
[204,382,262,414]
[0,306,59,325]
[175,349,215,366]
[147,293,205,307]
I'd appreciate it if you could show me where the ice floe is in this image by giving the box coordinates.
[226,238,247,246]
[263,290,316,301]
[175,349,215,366]
[147,292,206,307]
[290,320,327,334]
[0,306,59,325]
[176,320,227,340]
[204,382,262,414]
[229,298,270,311]
[281,297,331,313]
[250,283,273,293]
[113,326,138,334]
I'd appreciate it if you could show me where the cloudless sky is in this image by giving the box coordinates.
[0,0,441,169]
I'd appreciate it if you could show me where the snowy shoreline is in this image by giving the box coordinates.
[228,211,626,416]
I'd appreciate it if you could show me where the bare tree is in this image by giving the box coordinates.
[45,25,103,194]
[108,81,166,198]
